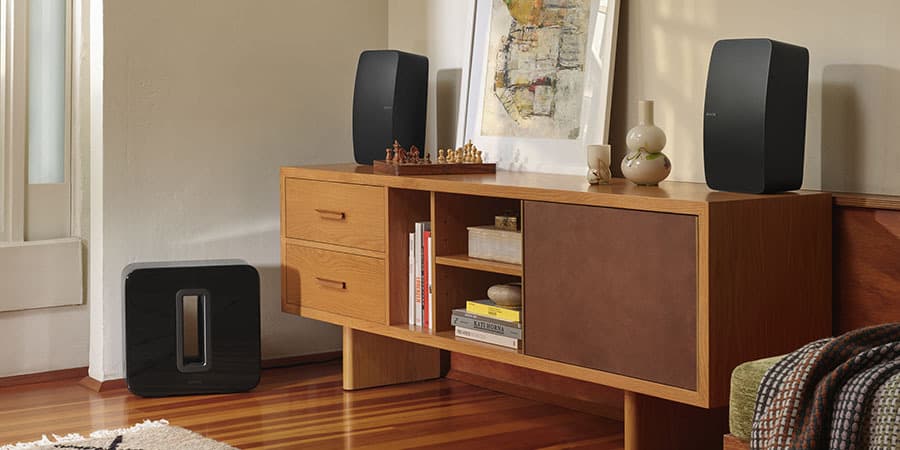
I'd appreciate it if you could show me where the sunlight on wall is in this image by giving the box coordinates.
[619,0,900,194]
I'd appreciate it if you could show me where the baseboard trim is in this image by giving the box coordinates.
[75,351,343,393]
[0,366,88,388]
[447,353,625,421]
[261,351,342,369]
[78,376,127,392]
[446,368,624,420]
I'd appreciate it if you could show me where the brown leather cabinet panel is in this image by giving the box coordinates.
[523,201,698,390]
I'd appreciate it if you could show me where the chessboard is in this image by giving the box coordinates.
[373,160,496,176]
[373,140,496,176]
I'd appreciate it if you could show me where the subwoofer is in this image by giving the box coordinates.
[352,50,428,165]
[124,261,260,397]
[703,38,809,194]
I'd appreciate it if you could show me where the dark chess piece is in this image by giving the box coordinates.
[385,148,392,162]
[392,140,402,163]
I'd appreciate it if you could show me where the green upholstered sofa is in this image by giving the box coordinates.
[728,355,783,442]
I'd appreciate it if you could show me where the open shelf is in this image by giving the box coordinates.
[435,254,522,276]
[299,305,702,406]
[390,324,524,356]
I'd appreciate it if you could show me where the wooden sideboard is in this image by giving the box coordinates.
[281,163,832,449]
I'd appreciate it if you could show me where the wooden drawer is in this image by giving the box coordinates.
[283,243,385,322]
[284,179,385,252]
[523,201,698,390]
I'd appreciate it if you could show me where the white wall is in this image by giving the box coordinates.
[93,0,388,380]
[611,0,900,194]
[0,307,89,377]
[387,0,475,152]
[391,0,900,196]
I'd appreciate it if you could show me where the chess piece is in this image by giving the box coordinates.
[425,152,431,163]
[456,148,463,163]
[475,150,483,164]
[393,140,402,163]
[438,149,445,164]
[386,148,392,162]
[411,145,420,162]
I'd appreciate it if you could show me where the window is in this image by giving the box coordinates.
[0,0,82,312]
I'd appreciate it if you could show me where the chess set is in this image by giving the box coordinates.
[372,140,497,176]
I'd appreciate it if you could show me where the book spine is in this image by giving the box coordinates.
[466,301,520,322]
[408,233,415,326]
[414,223,423,327]
[425,231,432,330]
[451,315,523,339]
[455,326,520,349]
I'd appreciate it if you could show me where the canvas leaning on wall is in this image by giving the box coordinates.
[460,0,620,175]
[481,0,592,140]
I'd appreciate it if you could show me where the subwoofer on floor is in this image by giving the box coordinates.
[352,50,428,165]
[123,260,260,397]
[703,38,810,194]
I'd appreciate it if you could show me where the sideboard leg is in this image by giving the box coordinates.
[624,391,728,450]
[342,327,441,390]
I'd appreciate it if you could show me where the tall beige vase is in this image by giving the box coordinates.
[621,100,671,186]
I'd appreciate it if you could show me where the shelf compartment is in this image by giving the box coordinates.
[432,264,519,333]
[434,254,523,276]
[387,188,432,326]
[432,192,520,258]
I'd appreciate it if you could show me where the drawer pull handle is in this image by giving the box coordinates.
[315,277,347,290]
[315,209,346,220]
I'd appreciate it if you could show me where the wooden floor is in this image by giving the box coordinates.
[0,361,624,449]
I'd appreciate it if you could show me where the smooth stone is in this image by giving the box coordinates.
[487,283,522,307]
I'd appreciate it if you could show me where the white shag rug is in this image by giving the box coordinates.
[0,419,236,450]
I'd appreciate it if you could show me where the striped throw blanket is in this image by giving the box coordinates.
[751,324,900,450]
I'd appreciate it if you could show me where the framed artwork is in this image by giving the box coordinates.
[458,0,620,175]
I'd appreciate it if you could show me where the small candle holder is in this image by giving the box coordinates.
[586,144,612,185]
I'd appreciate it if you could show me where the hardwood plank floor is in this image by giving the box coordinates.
[0,361,624,449]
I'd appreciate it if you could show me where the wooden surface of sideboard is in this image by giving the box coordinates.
[280,163,832,450]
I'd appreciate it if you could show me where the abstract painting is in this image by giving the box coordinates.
[481,0,591,140]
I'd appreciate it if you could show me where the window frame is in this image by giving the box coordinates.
[0,0,29,242]
[0,0,84,313]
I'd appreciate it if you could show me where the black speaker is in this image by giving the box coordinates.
[124,261,260,397]
[352,50,428,165]
[703,38,809,194]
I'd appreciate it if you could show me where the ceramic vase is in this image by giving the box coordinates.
[621,100,671,186]
[586,144,612,185]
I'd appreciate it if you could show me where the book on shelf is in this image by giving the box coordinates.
[424,229,431,330]
[455,326,520,349]
[466,299,520,323]
[410,221,433,329]
[413,227,421,326]
[408,233,415,326]
[451,308,522,340]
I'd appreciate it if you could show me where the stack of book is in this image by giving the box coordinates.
[408,221,432,329]
[452,299,521,349]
